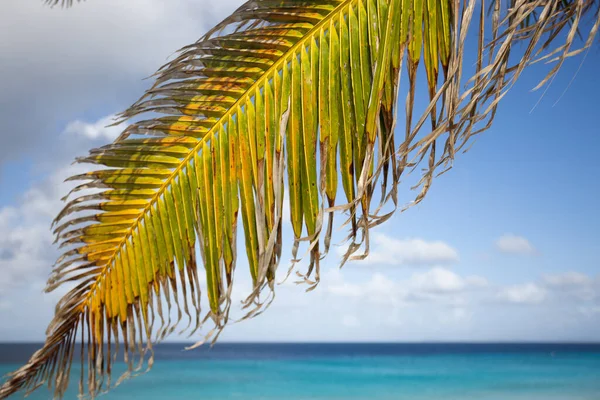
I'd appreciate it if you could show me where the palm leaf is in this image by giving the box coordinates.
[1,0,599,398]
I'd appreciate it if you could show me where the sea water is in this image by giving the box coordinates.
[1,343,599,399]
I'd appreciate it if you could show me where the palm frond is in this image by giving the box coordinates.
[1,0,598,398]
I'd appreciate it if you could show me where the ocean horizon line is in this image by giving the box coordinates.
[2,340,600,345]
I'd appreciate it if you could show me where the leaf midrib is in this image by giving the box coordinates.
[81,0,355,310]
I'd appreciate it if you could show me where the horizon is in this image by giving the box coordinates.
[2,341,600,345]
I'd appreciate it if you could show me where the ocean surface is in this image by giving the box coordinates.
[1,343,599,399]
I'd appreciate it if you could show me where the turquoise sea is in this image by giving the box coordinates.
[1,343,599,399]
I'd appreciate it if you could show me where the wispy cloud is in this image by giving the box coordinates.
[409,267,488,294]
[543,272,594,288]
[495,272,599,306]
[543,272,598,301]
[325,267,487,306]
[360,233,459,267]
[497,283,547,304]
[0,115,115,294]
[64,115,121,141]
[495,234,537,255]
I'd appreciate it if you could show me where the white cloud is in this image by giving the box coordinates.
[497,283,547,304]
[0,115,113,294]
[542,272,598,301]
[364,273,402,306]
[495,234,537,255]
[325,267,486,308]
[317,267,491,334]
[493,272,598,308]
[543,272,594,288]
[404,268,487,306]
[64,115,121,141]
[409,267,468,293]
[361,233,459,266]
[0,162,89,294]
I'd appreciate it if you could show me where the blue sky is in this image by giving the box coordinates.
[0,0,599,343]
